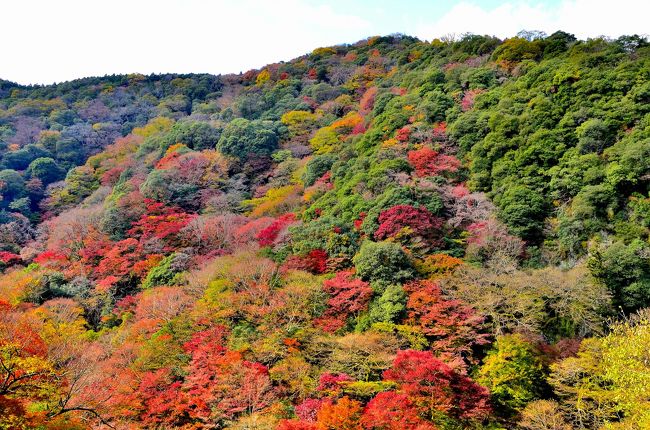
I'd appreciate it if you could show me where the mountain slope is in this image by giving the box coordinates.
[1,32,649,429]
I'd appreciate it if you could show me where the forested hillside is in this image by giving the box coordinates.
[1,32,649,429]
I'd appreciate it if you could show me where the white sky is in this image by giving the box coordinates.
[1,0,648,85]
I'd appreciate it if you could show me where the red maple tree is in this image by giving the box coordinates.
[374,205,444,249]
[316,271,372,332]
[407,147,461,178]
[362,391,437,430]
[383,350,491,421]
[127,200,196,251]
[257,213,297,247]
[180,326,276,423]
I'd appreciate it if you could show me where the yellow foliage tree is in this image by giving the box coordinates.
[330,111,363,133]
[550,312,650,428]
[256,69,271,86]
[132,117,174,138]
[281,110,318,136]
[244,185,302,217]
[312,47,337,57]
[309,127,339,154]
[0,268,46,305]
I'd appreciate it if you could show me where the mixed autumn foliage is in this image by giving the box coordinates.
[1,31,650,429]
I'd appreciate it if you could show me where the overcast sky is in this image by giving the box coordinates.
[2,0,648,85]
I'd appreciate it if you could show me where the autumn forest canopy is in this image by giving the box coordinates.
[1,31,650,429]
